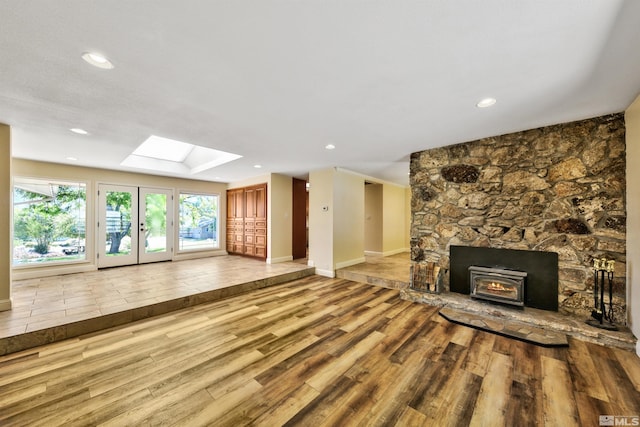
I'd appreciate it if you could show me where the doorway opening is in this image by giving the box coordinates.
[292,178,308,261]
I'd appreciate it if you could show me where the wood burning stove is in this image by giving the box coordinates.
[450,246,558,311]
[469,266,527,307]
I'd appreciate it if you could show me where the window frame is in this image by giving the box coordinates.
[176,190,220,253]
[12,176,89,269]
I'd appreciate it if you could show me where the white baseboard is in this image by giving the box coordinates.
[335,257,366,270]
[315,268,335,278]
[12,263,96,281]
[267,256,294,264]
[0,298,12,312]
[383,248,410,256]
[364,248,409,258]
[364,251,383,257]
[173,249,228,261]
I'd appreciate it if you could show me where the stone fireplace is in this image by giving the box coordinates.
[404,113,627,321]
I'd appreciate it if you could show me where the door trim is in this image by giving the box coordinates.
[139,187,174,264]
[97,184,174,268]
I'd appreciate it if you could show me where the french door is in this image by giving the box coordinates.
[97,185,173,268]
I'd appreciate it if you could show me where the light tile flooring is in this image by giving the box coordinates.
[336,252,410,289]
[0,255,314,340]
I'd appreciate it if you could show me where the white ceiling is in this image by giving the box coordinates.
[2,1,640,187]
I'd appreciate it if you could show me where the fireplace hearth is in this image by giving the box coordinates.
[469,266,526,307]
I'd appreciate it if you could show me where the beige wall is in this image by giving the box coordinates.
[405,187,411,249]
[227,174,270,190]
[333,170,365,269]
[365,182,410,256]
[625,96,640,355]
[268,174,293,263]
[311,169,408,276]
[382,184,408,255]
[0,125,11,311]
[308,168,334,276]
[365,184,383,253]
[309,167,366,275]
[12,159,228,279]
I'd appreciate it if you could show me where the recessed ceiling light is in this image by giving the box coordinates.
[325,144,336,150]
[254,164,262,169]
[476,97,497,108]
[66,157,78,161]
[81,52,114,69]
[70,128,89,135]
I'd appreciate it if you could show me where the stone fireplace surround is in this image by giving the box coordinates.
[400,113,635,349]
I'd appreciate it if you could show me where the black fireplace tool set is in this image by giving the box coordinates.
[587,258,618,331]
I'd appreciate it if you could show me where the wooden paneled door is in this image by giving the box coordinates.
[226,188,244,254]
[226,184,267,259]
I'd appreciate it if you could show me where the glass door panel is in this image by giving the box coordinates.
[98,185,138,268]
[139,188,173,264]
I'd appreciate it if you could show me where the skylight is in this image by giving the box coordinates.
[121,135,242,175]
[133,135,194,162]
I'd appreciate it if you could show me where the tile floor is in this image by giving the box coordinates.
[0,255,315,354]
[336,252,410,289]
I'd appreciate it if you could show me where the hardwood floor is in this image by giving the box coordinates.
[0,275,639,426]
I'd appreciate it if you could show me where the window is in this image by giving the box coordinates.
[178,192,219,251]
[13,178,87,266]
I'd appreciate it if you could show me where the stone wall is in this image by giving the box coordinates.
[410,113,626,318]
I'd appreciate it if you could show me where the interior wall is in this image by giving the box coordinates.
[625,95,640,355]
[12,159,228,279]
[0,124,11,311]
[382,184,408,255]
[308,168,334,276]
[268,173,293,263]
[227,174,270,190]
[405,187,411,250]
[333,170,365,269]
[364,183,383,254]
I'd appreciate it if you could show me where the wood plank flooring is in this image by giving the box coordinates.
[0,275,639,426]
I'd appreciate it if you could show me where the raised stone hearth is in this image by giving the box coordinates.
[400,287,636,350]
[340,255,636,349]
[439,307,568,347]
